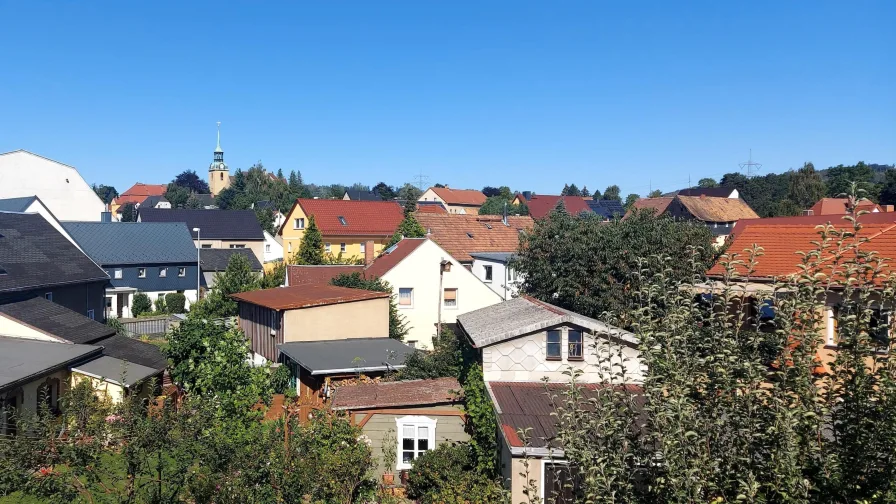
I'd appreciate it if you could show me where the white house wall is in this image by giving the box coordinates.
[0,151,107,222]
[482,326,643,383]
[471,258,522,300]
[382,240,502,349]
[263,231,284,263]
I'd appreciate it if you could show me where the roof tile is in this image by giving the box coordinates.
[138,209,263,241]
[526,195,593,219]
[415,214,532,263]
[231,283,389,310]
[291,199,403,237]
[427,187,486,206]
[331,377,461,409]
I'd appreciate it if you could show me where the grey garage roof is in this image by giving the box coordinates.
[456,296,638,348]
[278,338,413,375]
[71,355,161,387]
[0,297,116,344]
[200,248,263,272]
[0,337,101,392]
[0,212,109,294]
[95,334,167,371]
[469,252,514,263]
[63,222,198,265]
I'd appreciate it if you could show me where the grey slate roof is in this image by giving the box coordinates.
[92,334,167,371]
[0,212,109,294]
[0,337,101,392]
[0,297,115,344]
[586,199,625,219]
[140,195,168,208]
[0,196,37,213]
[343,190,383,201]
[139,209,263,241]
[278,338,413,375]
[200,248,263,272]
[457,296,638,348]
[469,252,514,263]
[71,355,161,387]
[673,187,738,198]
[63,222,198,265]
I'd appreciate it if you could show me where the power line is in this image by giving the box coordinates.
[739,149,763,177]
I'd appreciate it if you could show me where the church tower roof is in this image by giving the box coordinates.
[209,121,227,172]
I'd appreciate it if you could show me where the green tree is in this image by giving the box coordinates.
[165,292,186,314]
[92,184,118,204]
[697,177,718,188]
[193,253,259,318]
[399,326,464,379]
[184,193,203,209]
[131,292,152,316]
[566,183,581,196]
[560,183,570,196]
[879,169,896,205]
[386,213,426,248]
[601,184,621,202]
[826,161,876,198]
[119,202,137,222]
[788,162,827,209]
[623,193,640,210]
[648,189,663,198]
[397,183,422,202]
[591,188,602,200]
[581,185,590,197]
[172,170,210,194]
[330,272,409,340]
[260,260,286,289]
[482,186,501,197]
[372,181,396,200]
[512,208,714,327]
[164,183,190,208]
[479,196,528,216]
[297,215,324,265]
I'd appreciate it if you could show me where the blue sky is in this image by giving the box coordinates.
[0,1,893,197]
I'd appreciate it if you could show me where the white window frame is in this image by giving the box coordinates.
[360,242,366,253]
[138,268,146,278]
[294,218,305,230]
[288,242,292,253]
[229,244,245,249]
[325,243,331,253]
[540,459,572,501]
[483,265,493,283]
[395,415,437,470]
[178,267,186,277]
[398,288,414,308]
[113,269,123,279]
[340,243,346,253]
[159,267,167,278]
[443,288,458,309]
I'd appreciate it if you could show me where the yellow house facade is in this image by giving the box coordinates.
[279,198,405,263]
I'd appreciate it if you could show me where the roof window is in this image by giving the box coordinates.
[338,216,347,226]
[466,232,474,238]
[0,265,6,275]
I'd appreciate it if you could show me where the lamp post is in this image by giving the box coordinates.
[193,228,201,302]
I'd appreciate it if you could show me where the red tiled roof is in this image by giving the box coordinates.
[629,197,674,215]
[286,265,364,286]
[526,195,592,219]
[427,187,487,206]
[490,382,644,448]
[809,198,882,215]
[331,377,461,410]
[113,194,150,207]
[415,214,533,263]
[231,284,389,310]
[121,183,167,197]
[707,222,896,280]
[416,204,448,214]
[730,212,896,239]
[287,199,404,237]
[285,238,429,286]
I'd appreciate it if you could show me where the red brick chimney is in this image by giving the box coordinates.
[364,240,375,265]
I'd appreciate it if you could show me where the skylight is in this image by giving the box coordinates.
[338,216,347,226]
[466,232,474,238]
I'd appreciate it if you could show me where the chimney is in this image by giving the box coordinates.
[700,193,707,199]
[364,240,375,265]
[100,211,112,223]
[885,205,895,213]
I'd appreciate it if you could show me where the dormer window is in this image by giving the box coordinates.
[338,216,347,226]
[466,232,474,239]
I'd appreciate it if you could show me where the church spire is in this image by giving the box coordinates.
[215,121,223,154]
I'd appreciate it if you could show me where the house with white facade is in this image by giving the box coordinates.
[0,150,108,222]
[456,297,643,503]
[469,252,521,300]
[286,238,503,349]
[263,231,284,263]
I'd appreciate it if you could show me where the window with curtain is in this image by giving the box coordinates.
[547,330,562,360]
[399,288,413,307]
[396,416,437,470]
[443,288,457,308]
[568,330,583,360]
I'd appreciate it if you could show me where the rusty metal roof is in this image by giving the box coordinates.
[231,284,389,310]
[331,377,461,410]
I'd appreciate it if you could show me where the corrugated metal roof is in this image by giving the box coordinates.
[231,283,389,310]
[331,377,461,410]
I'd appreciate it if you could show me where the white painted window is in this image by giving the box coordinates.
[87,309,95,320]
[229,244,245,248]
[325,243,331,253]
[288,242,292,253]
[294,218,305,230]
[399,288,413,308]
[340,243,346,253]
[443,288,457,309]
[395,416,437,470]
[483,265,493,282]
[178,267,186,277]
[360,242,366,253]
[159,268,167,278]
[407,340,417,349]
[138,268,146,278]
[114,269,123,279]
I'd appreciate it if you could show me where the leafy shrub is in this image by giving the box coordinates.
[406,442,506,503]
[131,293,152,317]
[269,364,291,394]
[165,293,186,314]
[154,295,167,313]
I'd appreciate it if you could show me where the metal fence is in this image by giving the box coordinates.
[117,315,180,338]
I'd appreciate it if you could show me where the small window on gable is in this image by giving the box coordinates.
[45,292,53,301]
[340,243,346,253]
[114,269,123,279]
[568,330,583,360]
[294,218,305,230]
[87,309,95,320]
[178,267,186,277]
[338,216,347,226]
[138,268,146,278]
[159,268,167,278]
[546,330,561,360]
[443,288,457,308]
[484,265,493,282]
[399,288,413,307]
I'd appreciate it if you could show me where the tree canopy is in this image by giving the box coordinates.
[172,170,210,194]
[92,184,118,204]
[296,214,324,265]
[119,203,137,222]
[602,184,622,202]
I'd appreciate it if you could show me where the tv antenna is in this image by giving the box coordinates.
[739,149,762,177]
[413,169,430,191]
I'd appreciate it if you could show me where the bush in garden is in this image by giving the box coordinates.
[154,295,167,314]
[131,293,152,317]
[406,442,506,503]
[165,292,186,314]
[269,364,291,395]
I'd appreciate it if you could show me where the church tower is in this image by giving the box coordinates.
[208,122,231,196]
